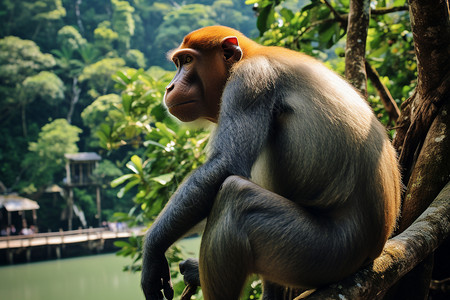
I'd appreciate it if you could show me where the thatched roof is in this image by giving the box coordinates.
[0,194,40,211]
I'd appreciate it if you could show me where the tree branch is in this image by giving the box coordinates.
[371,5,409,15]
[297,181,450,300]
[365,59,400,123]
[322,0,346,22]
[297,3,410,41]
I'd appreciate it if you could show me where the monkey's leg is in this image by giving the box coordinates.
[199,176,362,300]
[199,175,298,300]
[198,178,253,300]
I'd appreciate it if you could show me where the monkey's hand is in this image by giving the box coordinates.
[180,258,201,287]
[141,253,174,300]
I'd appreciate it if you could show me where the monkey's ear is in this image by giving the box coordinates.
[221,36,243,63]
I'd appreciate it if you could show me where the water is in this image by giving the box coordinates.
[0,237,201,300]
[0,253,145,300]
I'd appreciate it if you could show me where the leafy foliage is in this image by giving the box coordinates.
[81,93,122,133]
[0,36,55,86]
[0,1,421,298]
[93,67,209,223]
[22,71,65,106]
[79,57,126,98]
[111,0,136,52]
[57,25,87,50]
[249,0,415,126]
[22,119,82,191]
[90,66,208,298]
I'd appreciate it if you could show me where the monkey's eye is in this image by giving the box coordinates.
[185,55,193,64]
[173,54,193,68]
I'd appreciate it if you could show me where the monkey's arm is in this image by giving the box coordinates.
[141,156,230,300]
[141,61,277,299]
[143,92,275,252]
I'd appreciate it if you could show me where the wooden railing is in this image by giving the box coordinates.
[0,227,144,250]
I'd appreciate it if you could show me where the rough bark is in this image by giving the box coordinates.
[381,1,450,298]
[298,182,450,300]
[382,254,434,300]
[392,0,450,186]
[398,103,450,233]
[345,0,371,97]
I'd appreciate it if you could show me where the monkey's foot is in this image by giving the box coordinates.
[179,258,201,287]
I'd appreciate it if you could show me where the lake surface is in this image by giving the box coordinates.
[0,253,145,300]
[0,237,200,300]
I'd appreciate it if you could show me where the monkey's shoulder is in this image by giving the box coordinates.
[232,53,333,91]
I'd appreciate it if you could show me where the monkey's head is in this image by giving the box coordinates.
[164,26,248,123]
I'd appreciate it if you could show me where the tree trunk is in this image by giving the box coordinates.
[392,0,450,181]
[75,0,85,36]
[397,103,450,233]
[67,77,81,124]
[388,1,450,296]
[345,0,370,97]
[300,0,450,299]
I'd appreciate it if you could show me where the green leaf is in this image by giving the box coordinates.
[115,70,131,85]
[318,23,340,48]
[393,0,406,6]
[279,8,294,22]
[122,178,141,194]
[114,240,131,248]
[155,122,175,139]
[122,93,133,115]
[130,68,143,82]
[151,173,175,185]
[112,212,132,221]
[99,123,111,136]
[130,155,143,173]
[257,5,275,36]
[144,140,167,149]
[111,174,136,187]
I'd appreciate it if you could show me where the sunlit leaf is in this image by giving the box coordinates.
[151,173,175,185]
[111,173,136,187]
[130,155,143,173]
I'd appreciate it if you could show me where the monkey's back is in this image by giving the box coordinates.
[248,54,401,258]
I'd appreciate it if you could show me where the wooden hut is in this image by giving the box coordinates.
[64,152,101,230]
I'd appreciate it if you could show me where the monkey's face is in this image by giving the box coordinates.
[164,48,229,123]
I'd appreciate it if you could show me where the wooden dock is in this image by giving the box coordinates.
[0,227,145,264]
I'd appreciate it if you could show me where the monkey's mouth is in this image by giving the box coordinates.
[166,99,196,109]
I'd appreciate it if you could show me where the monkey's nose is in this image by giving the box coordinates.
[166,82,174,92]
